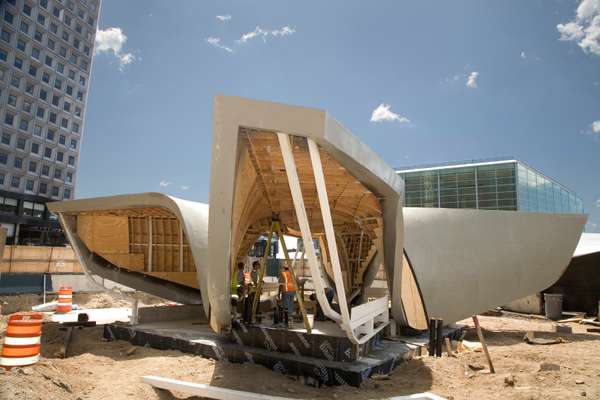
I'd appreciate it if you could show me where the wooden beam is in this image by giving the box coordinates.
[307,138,351,323]
[147,216,152,272]
[277,132,341,323]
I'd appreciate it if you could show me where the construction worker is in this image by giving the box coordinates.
[279,262,296,328]
[235,262,247,318]
[243,261,261,323]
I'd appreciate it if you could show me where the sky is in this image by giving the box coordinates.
[79,0,600,232]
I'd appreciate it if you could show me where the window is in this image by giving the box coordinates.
[23,100,32,113]
[28,65,37,77]
[1,132,11,145]
[62,31,69,42]
[23,4,32,16]
[49,112,57,124]
[25,180,34,192]
[73,38,79,49]
[76,24,82,34]
[34,30,43,42]
[59,134,66,145]
[83,45,90,57]
[45,55,53,67]
[31,47,40,59]
[17,38,26,52]
[57,62,64,73]
[0,152,7,164]
[67,155,75,165]
[61,118,68,129]
[39,88,47,101]
[0,196,18,213]
[11,176,20,188]
[63,188,71,199]
[33,125,42,136]
[46,129,55,141]
[72,122,79,133]
[65,85,72,96]
[80,60,88,71]
[66,171,72,183]
[19,118,29,132]
[47,38,55,50]
[42,72,50,84]
[4,11,14,25]
[54,78,62,90]
[20,21,30,36]
[0,48,7,61]
[52,94,60,106]
[68,69,75,80]
[16,137,26,150]
[69,139,77,149]
[76,90,83,101]
[64,14,71,27]
[1,29,11,43]
[14,157,22,168]
[56,151,63,162]
[41,165,49,176]
[44,146,52,158]
[0,173,4,185]
[25,82,34,95]
[63,101,70,112]
[79,76,86,86]
[39,182,47,194]
[28,160,37,173]
[54,168,61,179]
[87,16,94,26]
[36,13,46,26]
[50,22,57,34]
[69,53,77,64]
[31,142,39,154]
[40,0,48,9]
[59,46,66,57]
[4,112,15,126]
[52,7,60,18]
[36,105,45,119]
[52,186,59,196]
[14,57,23,69]
[10,75,20,88]
[8,94,17,107]
[74,107,81,117]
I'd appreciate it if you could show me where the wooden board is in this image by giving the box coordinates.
[145,272,199,289]
[101,253,145,271]
[77,215,129,254]
[0,245,82,273]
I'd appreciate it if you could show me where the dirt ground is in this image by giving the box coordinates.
[1,294,600,400]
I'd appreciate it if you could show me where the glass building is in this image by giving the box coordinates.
[397,158,584,214]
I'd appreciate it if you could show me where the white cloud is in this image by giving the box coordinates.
[216,15,231,22]
[520,51,527,59]
[593,120,600,133]
[206,37,233,53]
[466,71,479,89]
[95,27,137,70]
[557,0,600,56]
[159,180,171,187]
[596,199,600,207]
[238,26,295,43]
[180,185,190,191]
[370,104,410,123]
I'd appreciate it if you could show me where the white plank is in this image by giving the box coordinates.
[142,375,291,400]
[277,133,341,323]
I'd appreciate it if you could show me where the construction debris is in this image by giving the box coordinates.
[524,331,568,345]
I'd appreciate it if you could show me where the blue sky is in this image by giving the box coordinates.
[80,0,600,231]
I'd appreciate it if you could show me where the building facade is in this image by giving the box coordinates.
[397,158,584,214]
[0,0,99,244]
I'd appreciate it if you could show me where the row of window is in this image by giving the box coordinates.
[0,133,78,165]
[0,151,75,182]
[0,127,77,149]
[4,89,83,123]
[4,108,80,134]
[0,171,71,199]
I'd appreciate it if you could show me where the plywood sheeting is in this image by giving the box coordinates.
[77,215,129,254]
[0,245,82,273]
[146,272,199,289]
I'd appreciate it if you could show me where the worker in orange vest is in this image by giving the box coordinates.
[243,261,260,324]
[279,262,296,328]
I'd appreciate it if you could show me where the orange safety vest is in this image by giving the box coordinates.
[281,270,295,293]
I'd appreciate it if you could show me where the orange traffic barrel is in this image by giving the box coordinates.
[56,286,73,313]
[0,312,43,369]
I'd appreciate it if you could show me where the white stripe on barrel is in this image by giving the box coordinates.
[3,336,41,346]
[0,354,40,367]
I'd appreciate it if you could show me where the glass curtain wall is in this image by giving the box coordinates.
[517,163,584,213]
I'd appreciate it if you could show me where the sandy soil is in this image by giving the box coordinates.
[1,297,600,400]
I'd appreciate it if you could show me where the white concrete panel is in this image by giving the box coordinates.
[573,232,600,258]
[403,208,586,324]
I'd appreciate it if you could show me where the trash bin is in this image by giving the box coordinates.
[544,293,563,320]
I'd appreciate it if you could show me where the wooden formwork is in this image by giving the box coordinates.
[0,245,82,273]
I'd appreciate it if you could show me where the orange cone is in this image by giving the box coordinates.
[0,312,43,369]
[56,286,73,313]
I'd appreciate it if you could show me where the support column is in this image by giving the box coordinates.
[277,133,341,323]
